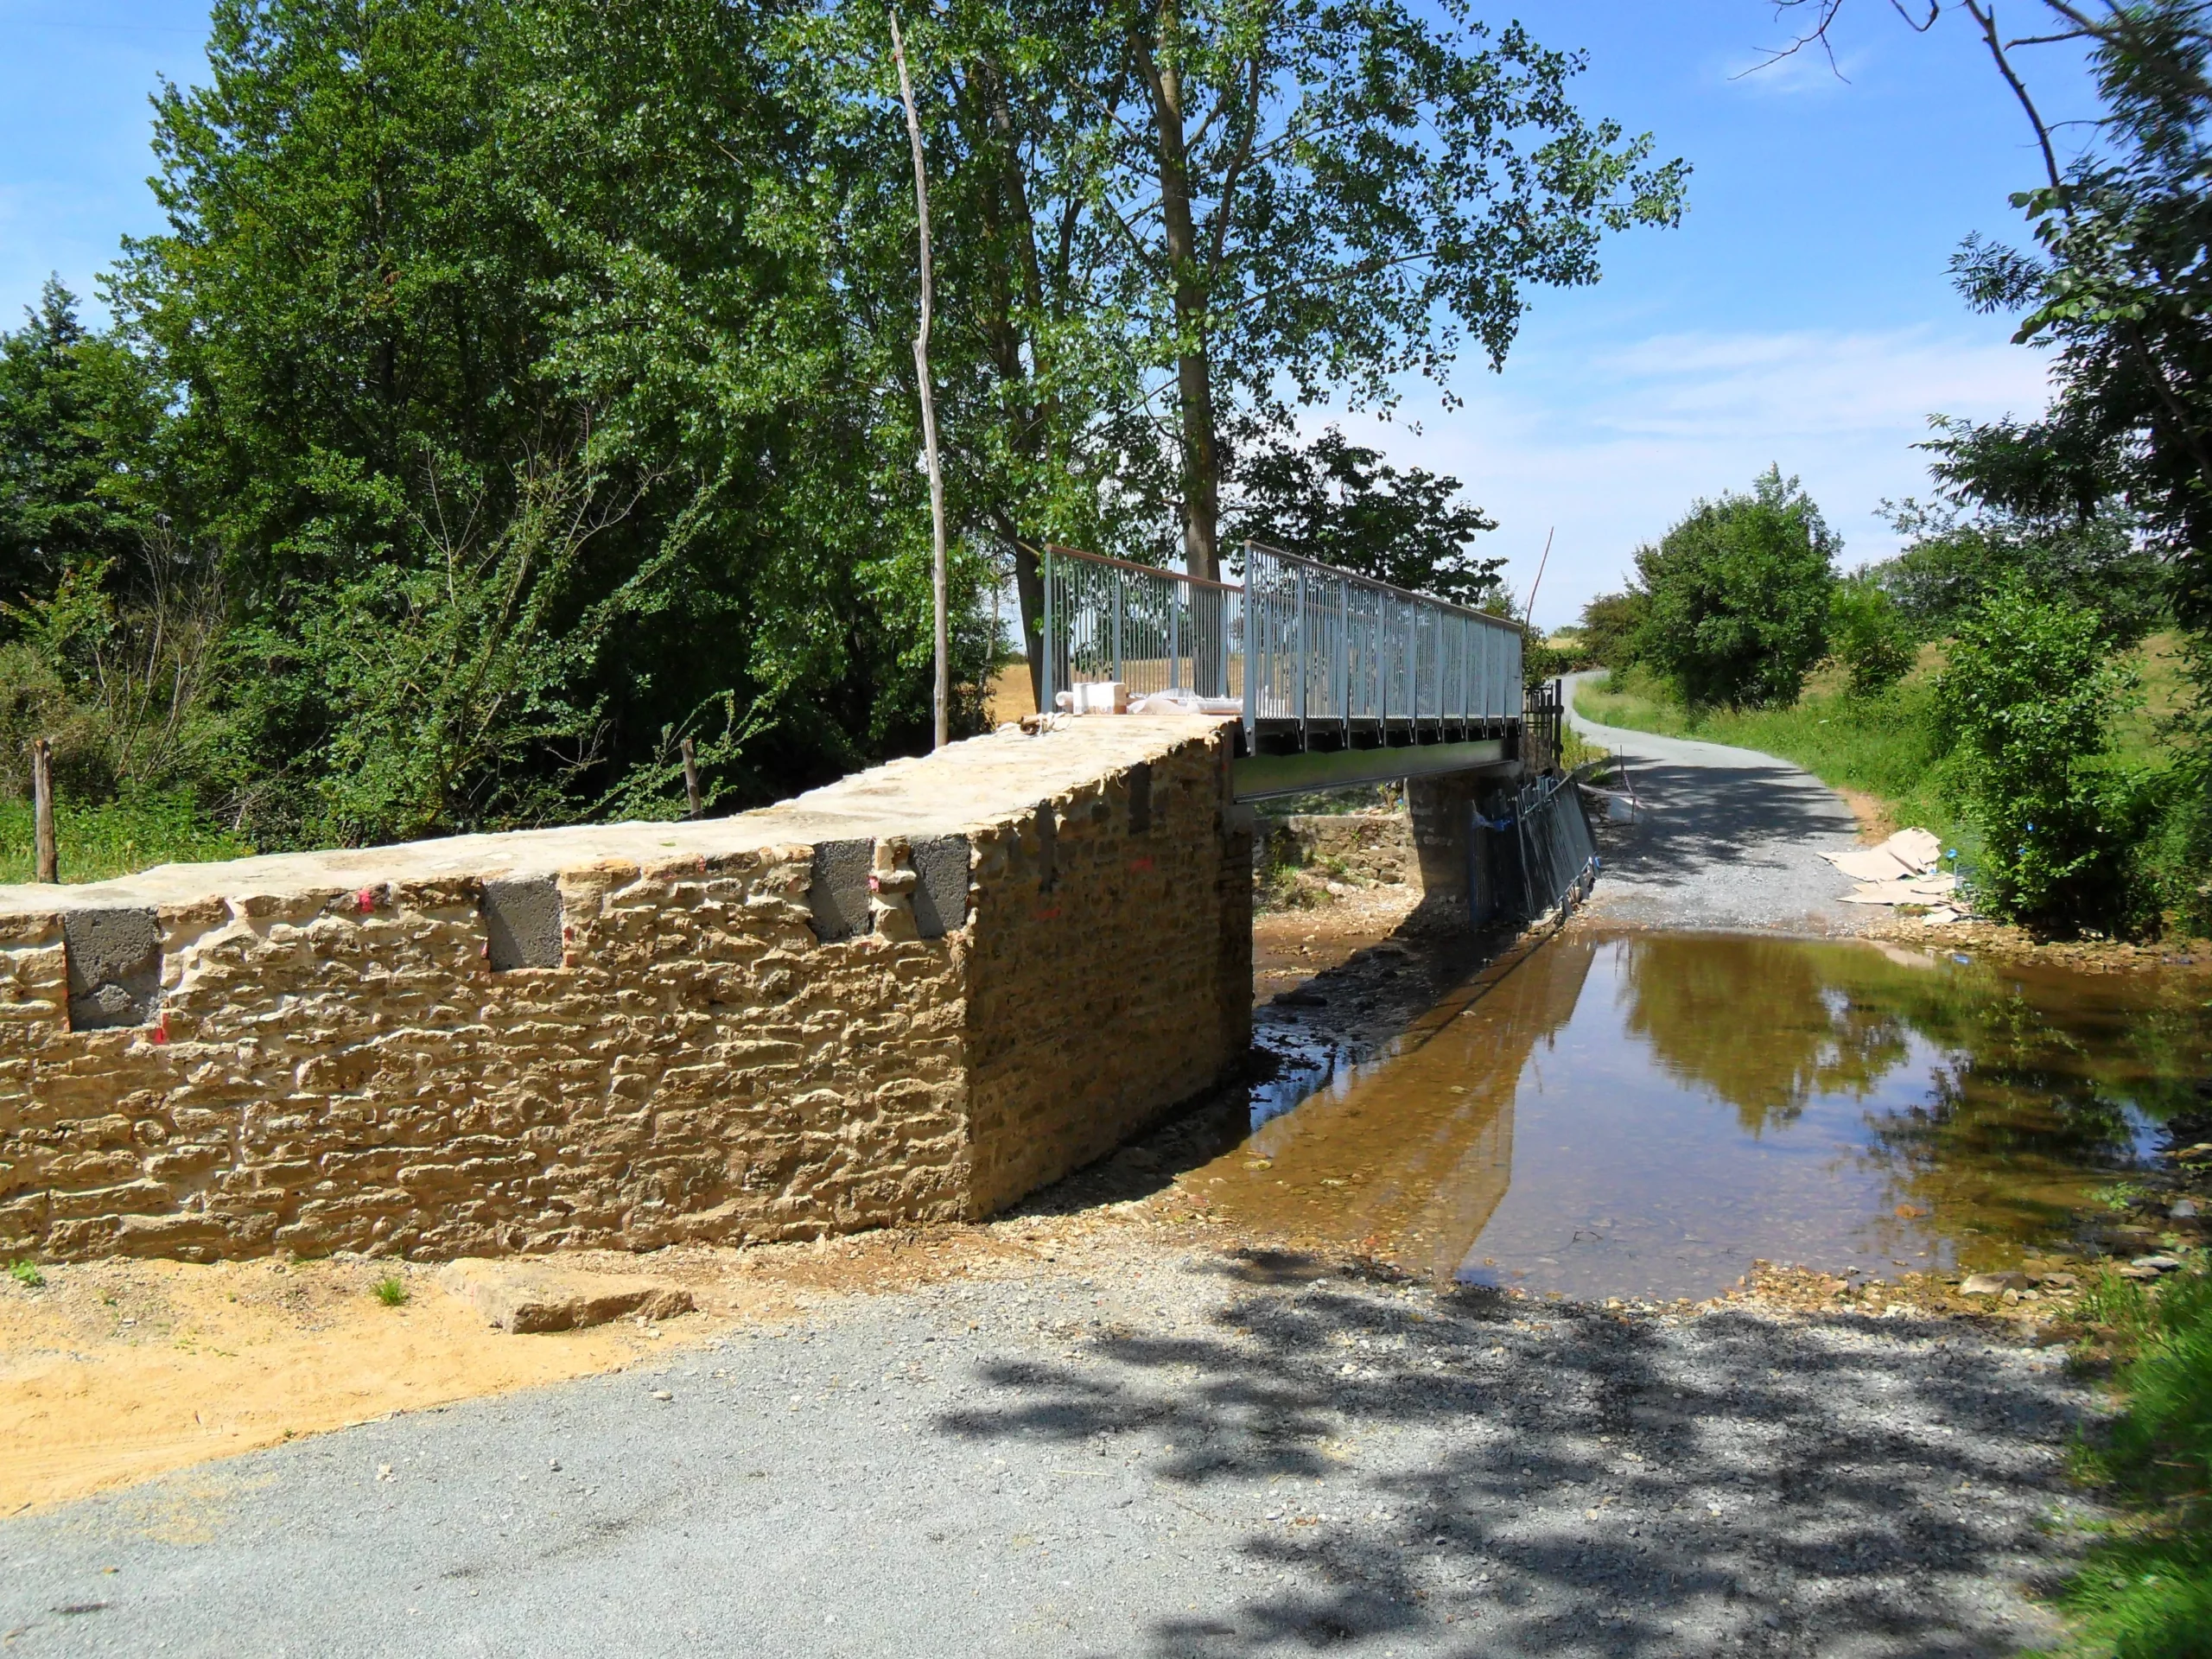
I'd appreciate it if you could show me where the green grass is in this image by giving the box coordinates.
[0,790,250,885]
[372,1274,409,1306]
[1573,661,1976,854]
[7,1259,42,1289]
[2058,1264,2212,1658]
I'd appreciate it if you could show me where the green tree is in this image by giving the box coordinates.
[1874,419,2163,645]
[1939,582,2147,932]
[105,0,987,846]
[1224,428,1503,606]
[1827,572,1914,697]
[810,0,1686,708]
[1577,588,1646,668]
[1630,467,1837,710]
[0,282,162,613]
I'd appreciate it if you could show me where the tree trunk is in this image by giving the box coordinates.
[1131,7,1221,582]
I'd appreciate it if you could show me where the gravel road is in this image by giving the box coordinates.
[0,1239,2094,1658]
[1562,671,1874,934]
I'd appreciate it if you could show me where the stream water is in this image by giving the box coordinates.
[1195,931,2209,1300]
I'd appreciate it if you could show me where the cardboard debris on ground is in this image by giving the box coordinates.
[1822,827,1944,884]
[1842,871,1959,906]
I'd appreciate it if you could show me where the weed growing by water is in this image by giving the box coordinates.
[8,1260,42,1289]
[372,1274,408,1307]
[2061,1266,2212,1658]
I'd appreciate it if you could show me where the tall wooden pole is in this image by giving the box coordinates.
[30,739,55,884]
[891,10,950,751]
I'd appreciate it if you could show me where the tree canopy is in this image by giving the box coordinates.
[1631,467,1839,711]
[0,0,1681,849]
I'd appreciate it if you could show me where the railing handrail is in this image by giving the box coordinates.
[1036,539,1522,628]
[1241,541,1522,632]
[1036,542,1244,595]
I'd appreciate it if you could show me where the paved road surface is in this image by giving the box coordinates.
[0,1244,2088,1658]
[1562,672,1872,934]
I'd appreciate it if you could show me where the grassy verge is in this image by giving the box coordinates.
[1573,662,1974,853]
[2059,1264,2212,1657]
[0,791,250,884]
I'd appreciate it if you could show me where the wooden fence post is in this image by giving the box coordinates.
[30,738,56,883]
[680,736,702,820]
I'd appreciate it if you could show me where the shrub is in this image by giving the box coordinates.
[1938,583,2150,932]
[1631,467,1837,710]
[1827,574,1915,697]
[373,1274,409,1306]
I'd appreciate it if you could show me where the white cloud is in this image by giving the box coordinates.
[1322,324,2052,630]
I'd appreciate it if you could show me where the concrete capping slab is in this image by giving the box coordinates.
[482,876,563,970]
[807,839,876,942]
[63,908,162,1029]
[1127,762,1154,835]
[908,836,971,938]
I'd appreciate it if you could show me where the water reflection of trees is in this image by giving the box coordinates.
[1622,934,2201,1249]
[1620,937,1913,1134]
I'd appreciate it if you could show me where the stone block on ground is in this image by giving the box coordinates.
[1959,1270,2031,1296]
[439,1258,696,1332]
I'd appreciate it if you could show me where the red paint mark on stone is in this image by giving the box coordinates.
[151,1012,170,1045]
[357,887,377,913]
[1034,906,1062,921]
[1127,856,1154,872]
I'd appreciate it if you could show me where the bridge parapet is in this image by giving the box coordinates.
[1041,542,1524,757]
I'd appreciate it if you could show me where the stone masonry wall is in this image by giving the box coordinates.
[0,721,1249,1263]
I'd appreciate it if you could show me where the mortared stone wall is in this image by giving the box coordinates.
[0,721,1250,1262]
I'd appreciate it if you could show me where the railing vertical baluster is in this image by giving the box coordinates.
[1041,547,1057,717]
[1340,579,1351,737]
[1294,561,1309,746]
[1169,576,1181,690]
[1111,572,1123,687]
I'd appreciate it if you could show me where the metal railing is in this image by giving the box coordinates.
[1040,542,1523,746]
[1039,544,1244,704]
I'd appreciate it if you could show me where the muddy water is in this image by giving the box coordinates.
[1196,931,2209,1300]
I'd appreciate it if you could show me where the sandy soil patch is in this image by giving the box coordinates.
[0,1218,1175,1514]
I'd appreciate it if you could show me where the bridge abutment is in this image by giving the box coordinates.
[0,722,1251,1264]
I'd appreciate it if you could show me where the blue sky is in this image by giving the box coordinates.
[2,1,2089,626]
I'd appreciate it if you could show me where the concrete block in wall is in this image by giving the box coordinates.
[63,908,162,1030]
[808,839,875,942]
[1127,762,1153,835]
[1033,802,1058,891]
[482,876,563,970]
[908,836,971,938]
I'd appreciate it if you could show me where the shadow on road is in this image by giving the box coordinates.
[1594,757,1858,894]
[932,1249,2082,1656]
